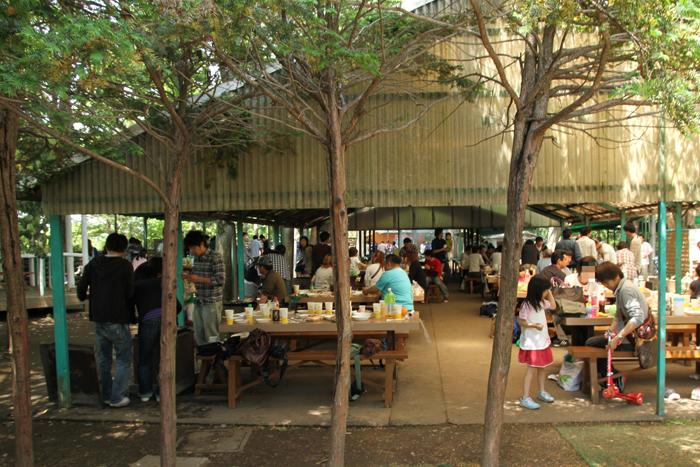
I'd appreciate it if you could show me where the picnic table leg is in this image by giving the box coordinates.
[696,324,700,375]
[589,358,600,404]
[387,331,395,351]
[384,359,395,408]
[228,358,240,409]
[194,359,210,395]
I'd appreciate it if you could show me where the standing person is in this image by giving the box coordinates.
[364,251,385,287]
[540,249,571,282]
[595,237,617,263]
[577,226,597,259]
[406,251,428,294]
[260,234,270,253]
[377,240,387,255]
[311,231,332,276]
[312,254,334,291]
[517,275,557,409]
[181,231,225,346]
[124,237,145,262]
[269,245,293,296]
[76,233,134,408]
[586,261,649,392]
[297,236,314,276]
[689,264,700,299]
[88,239,99,259]
[432,228,452,284]
[616,241,637,280]
[445,232,454,262]
[521,240,539,269]
[131,249,148,271]
[255,255,288,308]
[639,234,653,281]
[132,258,181,403]
[424,250,449,302]
[363,254,414,312]
[555,228,582,269]
[249,235,262,260]
[242,232,251,270]
[624,223,642,278]
[419,241,427,255]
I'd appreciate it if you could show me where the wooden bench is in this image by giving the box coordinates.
[197,350,408,409]
[268,331,410,352]
[569,345,700,403]
[425,285,443,303]
[461,277,482,294]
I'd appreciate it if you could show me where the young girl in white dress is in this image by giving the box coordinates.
[518,275,558,410]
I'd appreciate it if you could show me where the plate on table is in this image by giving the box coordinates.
[352,315,370,321]
[255,318,271,324]
[684,310,700,316]
[323,314,335,320]
[296,313,310,318]
[307,293,319,297]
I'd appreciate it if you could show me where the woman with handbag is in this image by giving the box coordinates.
[585,261,651,392]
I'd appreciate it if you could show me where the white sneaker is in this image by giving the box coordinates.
[110,397,130,408]
[140,395,151,402]
[443,299,448,303]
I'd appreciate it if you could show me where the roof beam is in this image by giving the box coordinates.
[526,206,564,222]
[550,204,586,220]
[596,203,622,214]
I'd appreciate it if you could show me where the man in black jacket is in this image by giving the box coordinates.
[77,233,134,408]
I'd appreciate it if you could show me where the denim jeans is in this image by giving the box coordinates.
[427,275,449,299]
[193,301,222,346]
[137,317,161,398]
[585,334,635,378]
[94,322,133,404]
[442,261,452,285]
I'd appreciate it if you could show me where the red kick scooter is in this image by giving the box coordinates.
[601,331,644,404]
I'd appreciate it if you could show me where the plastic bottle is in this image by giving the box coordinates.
[384,288,395,317]
[246,304,254,323]
[589,279,598,307]
[310,282,315,293]
[272,297,280,322]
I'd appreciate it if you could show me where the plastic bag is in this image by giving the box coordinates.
[557,361,584,391]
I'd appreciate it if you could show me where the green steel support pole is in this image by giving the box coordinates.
[621,211,627,242]
[657,202,668,415]
[237,214,245,300]
[143,217,148,250]
[274,225,280,248]
[202,222,207,236]
[177,219,184,327]
[676,203,683,294]
[231,228,237,298]
[49,215,71,408]
[114,214,118,233]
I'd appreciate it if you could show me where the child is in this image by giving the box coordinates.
[349,247,367,276]
[518,274,557,409]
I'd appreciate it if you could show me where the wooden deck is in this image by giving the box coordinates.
[0,284,84,312]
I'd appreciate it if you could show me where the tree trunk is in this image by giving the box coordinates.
[216,221,234,301]
[481,116,548,467]
[327,96,352,467]
[283,228,294,281]
[0,104,34,467]
[160,182,181,467]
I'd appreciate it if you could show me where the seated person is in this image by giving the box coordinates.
[406,251,428,296]
[540,249,570,282]
[564,256,603,298]
[362,254,414,312]
[468,245,485,278]
[349,247,366,276]
[585,261,649,392]
[256,255,287,309]
[312,254,334,291]
[424,250,449,302]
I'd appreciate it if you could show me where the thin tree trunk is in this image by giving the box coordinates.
[0,104,34,467]
[216,221,234,301]
[327,94,352,467]
[160,183,180,467]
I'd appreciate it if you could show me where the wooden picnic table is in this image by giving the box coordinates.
[214,313,421,408]
[285,292,381,304]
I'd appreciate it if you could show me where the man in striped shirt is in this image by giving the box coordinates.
[182,231,225,345]
[615,241,637,280]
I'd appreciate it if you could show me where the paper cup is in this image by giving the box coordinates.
[262,305,271,319]
[280,307,288,323]
[226,317,234,325]
[358,305,366,313]
[225,309,234,319]
[692,298,700,310]
[372,303,381,318]
[293,285,300,295]
[393,304,402,319]
[208,336,218,343]
[325,302,334,312]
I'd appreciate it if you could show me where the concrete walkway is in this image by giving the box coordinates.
[6,283,700,426]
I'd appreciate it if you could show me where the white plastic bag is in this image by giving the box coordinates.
[557,361,584,391]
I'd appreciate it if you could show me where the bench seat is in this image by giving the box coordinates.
[569,345,700,403]
[196,350,408,409]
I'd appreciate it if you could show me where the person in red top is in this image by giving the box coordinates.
[424,250,449,302]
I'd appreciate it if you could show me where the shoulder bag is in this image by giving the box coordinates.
[237,328,271,367]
